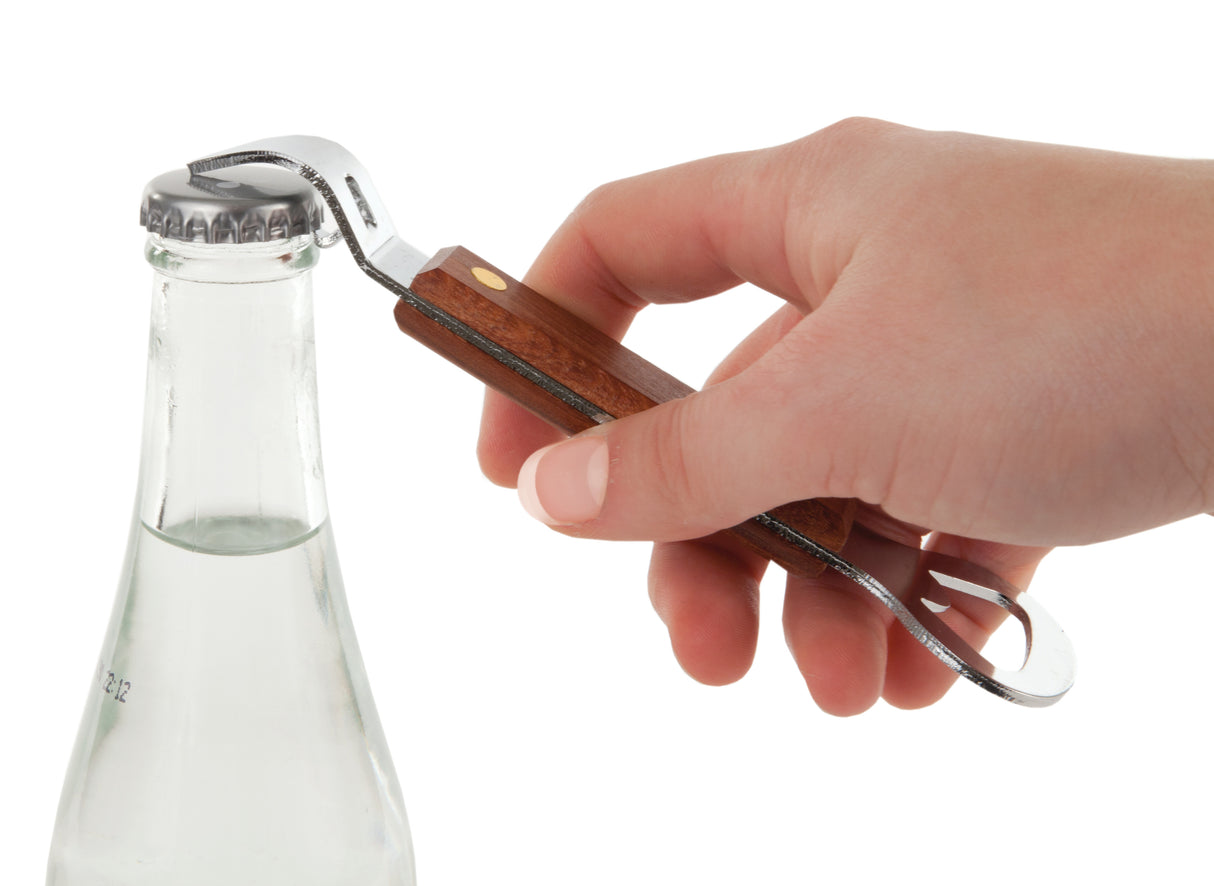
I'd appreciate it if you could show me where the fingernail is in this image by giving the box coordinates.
[517,437,609,525]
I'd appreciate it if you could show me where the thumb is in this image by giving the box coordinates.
[516,305,879,541]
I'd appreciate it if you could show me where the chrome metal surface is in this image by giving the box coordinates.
[756,515,1075,706]
[191,136,420,272]
[190,135,1077,707]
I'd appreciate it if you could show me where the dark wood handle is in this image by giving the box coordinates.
[396,246,855,577]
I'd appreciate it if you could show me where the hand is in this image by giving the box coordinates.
[477,119,1214,715]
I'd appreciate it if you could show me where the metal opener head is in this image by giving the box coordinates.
[191,135,430,287]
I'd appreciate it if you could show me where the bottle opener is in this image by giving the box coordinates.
[190,136,1076,706]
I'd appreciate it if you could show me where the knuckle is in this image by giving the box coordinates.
[822,115,902,143]
[572,181,615,219]
[800,116,903,161]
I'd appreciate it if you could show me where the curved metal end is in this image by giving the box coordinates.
[763,518,1076,706]
[918,567,1075,706]
[189,135,429,285]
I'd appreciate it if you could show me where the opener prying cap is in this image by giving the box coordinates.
[140,166,325,244]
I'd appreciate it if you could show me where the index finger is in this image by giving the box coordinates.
[479,140,824,485]
[526,144,820,321]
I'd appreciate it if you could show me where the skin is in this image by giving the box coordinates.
[477,118,1214,716]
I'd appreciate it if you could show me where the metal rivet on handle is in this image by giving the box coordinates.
[471,266,508,291]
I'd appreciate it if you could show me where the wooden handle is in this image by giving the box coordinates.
[396,246,855,577]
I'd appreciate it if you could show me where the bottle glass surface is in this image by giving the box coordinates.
[47,219,415,885]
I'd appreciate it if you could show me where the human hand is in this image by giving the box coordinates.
[478,119,1214,715]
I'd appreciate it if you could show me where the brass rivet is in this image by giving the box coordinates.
[471,266,508,291]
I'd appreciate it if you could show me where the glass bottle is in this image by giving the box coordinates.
[47,167,416,886]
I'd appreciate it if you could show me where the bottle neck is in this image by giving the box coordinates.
[137,234,327,554]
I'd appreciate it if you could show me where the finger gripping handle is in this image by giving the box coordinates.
[396,246,855,575]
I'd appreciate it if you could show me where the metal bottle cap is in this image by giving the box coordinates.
[140,166,324,244]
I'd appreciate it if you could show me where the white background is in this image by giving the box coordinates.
[3,2,1211,884]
